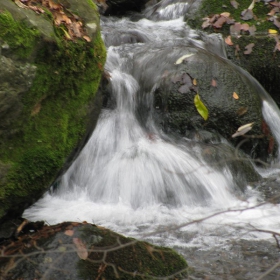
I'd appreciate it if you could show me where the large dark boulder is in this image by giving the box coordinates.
[131,44,275,161]
[0,1,106,221]
[0,221,188,279]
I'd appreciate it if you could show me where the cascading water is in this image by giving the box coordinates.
[24,0,280,278]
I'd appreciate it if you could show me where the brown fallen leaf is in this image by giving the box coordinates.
[231,0,239,9]
[232,92,239,99]
[64,229,74,236]
[233,92,239,99]
[83,35,91,42]
[241,9,254,21]
[225,35,234,46]
[237,107,248,116]
[213,16,227,28]
[73,238,88,260]
[211,79,217,87]
[230,22,241,35]
[249,25,256,35]
[244,43,255,54]
[240,23,250,32]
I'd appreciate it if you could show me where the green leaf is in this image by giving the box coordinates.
[194,94,209,121]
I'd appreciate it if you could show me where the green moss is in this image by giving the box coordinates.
[0,10,40,58]
[77,226,189,279]
[0,9,106,217]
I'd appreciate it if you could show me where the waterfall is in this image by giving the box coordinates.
[24,0,280,253]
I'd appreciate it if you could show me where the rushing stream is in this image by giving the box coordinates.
[24,1,280,279]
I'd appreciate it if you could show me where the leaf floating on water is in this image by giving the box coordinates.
[232,122,254,138]
[175,54,194,65]
[225,36,234,46]
[194,94,209,121]
[233,92,239,99]
[73,238,88,260]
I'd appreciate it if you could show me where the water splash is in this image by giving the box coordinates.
[24,0,280,251]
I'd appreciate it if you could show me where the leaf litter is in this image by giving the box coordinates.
[13,0,91,41]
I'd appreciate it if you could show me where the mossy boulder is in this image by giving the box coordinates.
[0,221,189,279]
[187,0,280,107]
[0,1,106,221]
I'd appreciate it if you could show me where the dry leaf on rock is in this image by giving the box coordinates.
[231,0,239,9]
[232,122,254,138]
[73,238,88,260]
[225,35,234,46]
[211,79,217,87]
[233,92,239,99]
[244,43,255,54]
[241,9,254,20]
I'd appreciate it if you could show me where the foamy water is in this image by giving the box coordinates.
[23,0,280,253]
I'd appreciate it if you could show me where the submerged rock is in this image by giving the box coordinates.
[0,1,106,220]
[0,221,189,280]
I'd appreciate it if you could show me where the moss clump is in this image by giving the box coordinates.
[0,8,106,218]
[77,225,189,279]
[0,11,40,58]
[0,222,189,279]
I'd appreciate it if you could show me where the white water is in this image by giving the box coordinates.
[24,0,280,251]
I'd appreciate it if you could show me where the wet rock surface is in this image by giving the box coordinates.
[0,221,188,280]
[178,239,280,280]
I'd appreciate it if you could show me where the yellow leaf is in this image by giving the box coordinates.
[193,78,197,86]
[268,29,278,34]
[194,94,209,121]
[233,92,239,99]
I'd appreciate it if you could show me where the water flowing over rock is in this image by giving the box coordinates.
[3,0,280,279]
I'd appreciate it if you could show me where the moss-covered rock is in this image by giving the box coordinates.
[0,1,106,220]
[187,0,280,107]
[0,221,189,279]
